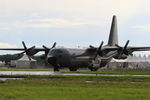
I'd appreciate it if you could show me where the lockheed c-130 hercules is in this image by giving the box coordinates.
[0,15,150,71]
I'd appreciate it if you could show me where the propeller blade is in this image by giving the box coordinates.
[18,51,25,55]
[115,44,121,48]
[130,53,133,56]
[52,42,56,48]
[21,41,36,57]
[22,41,27,51]
[89,45,95,48]
[42,45,49,49]
[15,51,25,56]
[124,40,129,49]
[27,55,31,61]
[29,46,35,50]
[98,41,104,50]
[93,54,98,60]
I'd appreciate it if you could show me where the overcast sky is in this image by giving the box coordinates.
[0,0,150,55]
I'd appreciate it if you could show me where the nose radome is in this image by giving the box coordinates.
[47,57,57,66]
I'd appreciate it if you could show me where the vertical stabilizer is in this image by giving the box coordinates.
[107,15,118,46]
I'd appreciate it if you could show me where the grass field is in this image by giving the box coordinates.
[0,76,150,100]
[63,69,150,75]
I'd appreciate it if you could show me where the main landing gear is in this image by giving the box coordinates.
[69,67,78,71]
[88,66,99,71]
[54,65,59,72]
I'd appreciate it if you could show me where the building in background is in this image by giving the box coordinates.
[105,55,150,70]
[16,54,37,68]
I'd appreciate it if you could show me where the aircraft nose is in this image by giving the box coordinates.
[47,56,57,66]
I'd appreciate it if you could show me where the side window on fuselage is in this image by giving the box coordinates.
[50,49,63,54]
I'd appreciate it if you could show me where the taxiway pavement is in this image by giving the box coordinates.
[0,71,150,77]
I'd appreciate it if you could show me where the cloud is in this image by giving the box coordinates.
[0,0,150,28]
[0,0,150,50]
[0,18,97,29]
[0,0,147,20]
[27,18,97,28]
[0,43,17,48]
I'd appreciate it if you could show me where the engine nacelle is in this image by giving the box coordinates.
[114,55,127,59]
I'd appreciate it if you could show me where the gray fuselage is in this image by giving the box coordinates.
[47,48,92,68]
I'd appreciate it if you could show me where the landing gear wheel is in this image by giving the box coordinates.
[89,67,98,71]
[69,67,78,71]
[54,66,59,72]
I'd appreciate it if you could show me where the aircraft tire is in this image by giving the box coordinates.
[54,66,59,71]
[89,67,98,71]
[69,67,78,71]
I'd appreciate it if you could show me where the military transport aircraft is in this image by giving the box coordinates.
[0,15,150,71]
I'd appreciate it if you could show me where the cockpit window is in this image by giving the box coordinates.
[50,49,63,54]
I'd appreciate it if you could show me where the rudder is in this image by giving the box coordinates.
[107,15,118,46]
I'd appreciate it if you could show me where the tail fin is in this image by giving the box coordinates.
[107,15,118,46]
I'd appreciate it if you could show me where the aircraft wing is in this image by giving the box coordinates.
[127,47,150,51]
[0,48,24,50]
[0,42,56,55]
[103,46,150,51]
[0,47,46,55]
[0,48,46,51]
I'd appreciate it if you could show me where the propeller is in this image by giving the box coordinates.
[97,41,104,56]
[42,42,56,58]
[115,40,133,56]
[89,41,104,59]
[43,42,59,71]
[43,42,56,50]
[17,41,36,60]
